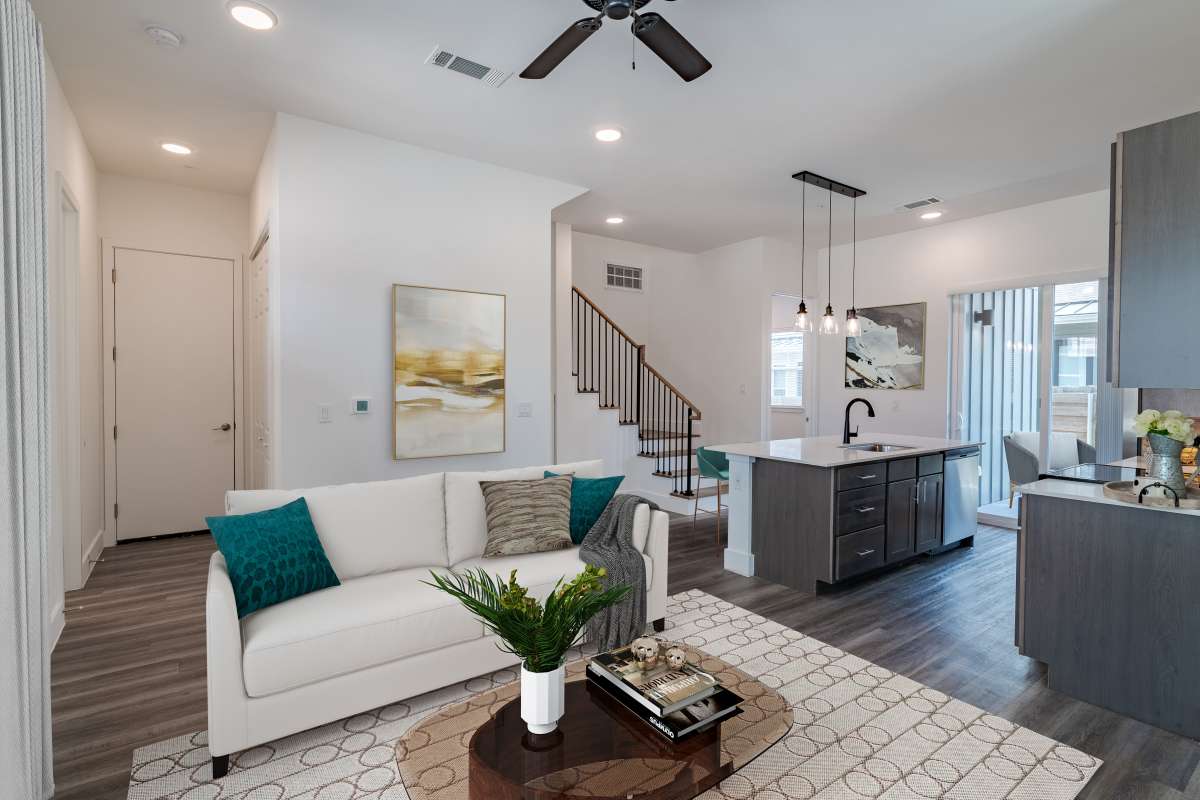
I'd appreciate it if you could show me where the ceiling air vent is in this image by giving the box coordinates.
[425,46,511,88]
[901,196,943,211]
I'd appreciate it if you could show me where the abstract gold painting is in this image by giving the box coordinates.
[393,285,505,459]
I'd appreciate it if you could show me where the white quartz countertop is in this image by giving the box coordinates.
[708,434,983,468]
[1020,478,1200,517]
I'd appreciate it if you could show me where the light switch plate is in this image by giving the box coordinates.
[318,404,332,423]
[517,402,533,418]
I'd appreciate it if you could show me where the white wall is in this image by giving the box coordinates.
[45,59,99,638]
[267,114,584,488]
[812,191,1110,440]
[98,174,248,258]
[567,191,1110,454]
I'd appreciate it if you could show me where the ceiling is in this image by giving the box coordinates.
[33,0,1200,252]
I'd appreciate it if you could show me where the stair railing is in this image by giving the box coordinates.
[571,287,701,497]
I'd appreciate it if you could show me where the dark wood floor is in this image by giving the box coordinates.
[52,519,1200,799]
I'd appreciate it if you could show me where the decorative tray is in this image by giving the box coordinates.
[1102,481,1200,509]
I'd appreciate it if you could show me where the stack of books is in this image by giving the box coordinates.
[586,643,743,741]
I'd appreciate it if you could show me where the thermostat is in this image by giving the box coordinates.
[351,397,371,415]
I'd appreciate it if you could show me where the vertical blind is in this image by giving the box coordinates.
[950,287,1041,506]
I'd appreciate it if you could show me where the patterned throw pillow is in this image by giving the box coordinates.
[206,498,340,618]
[479,476,574,557]
[545,471,625,544]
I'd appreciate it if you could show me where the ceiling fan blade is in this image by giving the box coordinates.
[520,17,603,79]
[632,12,712,82]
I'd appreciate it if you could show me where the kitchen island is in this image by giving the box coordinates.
[710,434,982,593]
[1017,478,1200,740]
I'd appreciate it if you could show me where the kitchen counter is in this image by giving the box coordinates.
[713,434,981,590]
[1021,477,1200,516]
[710,434,983,468]
[1017,486,1200,739]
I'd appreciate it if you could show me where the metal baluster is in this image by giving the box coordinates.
[686,410,694,496]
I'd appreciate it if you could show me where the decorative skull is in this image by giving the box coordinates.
[631,637,661,668]
[665,647,687,670]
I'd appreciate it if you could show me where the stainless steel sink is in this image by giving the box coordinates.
[841,443,915,452]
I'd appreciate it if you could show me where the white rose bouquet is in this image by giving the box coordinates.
[1132,409,1196,443]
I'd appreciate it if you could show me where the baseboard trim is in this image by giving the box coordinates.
[49,599,65,652]
[82,526,105,584]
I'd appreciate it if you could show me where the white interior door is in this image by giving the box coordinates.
[115,248,235,540]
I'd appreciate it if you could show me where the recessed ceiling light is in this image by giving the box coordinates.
[161,142,192,156]
[595,128,623,143]
[228,1,277,30]
[606,217,624,225]
[920,210,943,220]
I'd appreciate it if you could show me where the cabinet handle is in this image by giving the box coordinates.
[856,549,876,557]
[859,474,878,480]
[855,506,876,514]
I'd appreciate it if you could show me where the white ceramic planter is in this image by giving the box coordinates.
[520,664,566,735]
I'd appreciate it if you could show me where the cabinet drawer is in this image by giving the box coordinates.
[837,526,886,580]
[837,462,886,491]
[836,485,887,534]
[918,453,944,476]
[887,458,916,482]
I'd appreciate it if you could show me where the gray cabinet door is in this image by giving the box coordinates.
[886,479,917,562]
[1114,110,1200,387]
[915,474,943,551]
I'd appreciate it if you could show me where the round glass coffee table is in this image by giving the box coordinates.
[396,644,791,800]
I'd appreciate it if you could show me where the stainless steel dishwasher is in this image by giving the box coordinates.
[943,447,981,545]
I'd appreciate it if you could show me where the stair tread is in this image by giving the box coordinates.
[672,483,727,500]
[637,448,696,458]
[655,467,699,478]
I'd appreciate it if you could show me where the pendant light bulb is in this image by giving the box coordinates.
[795,301,812,332]
[845,307,861,337]
[820,304,840,336]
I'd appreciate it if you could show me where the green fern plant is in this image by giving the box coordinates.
[426,565,630,673]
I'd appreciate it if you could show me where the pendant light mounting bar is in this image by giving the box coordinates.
[791,170,867,199]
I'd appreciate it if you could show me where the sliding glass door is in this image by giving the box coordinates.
[949,279,1105,507]
[949,287,1041,506]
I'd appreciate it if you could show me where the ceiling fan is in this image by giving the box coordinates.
[520,0,712,82]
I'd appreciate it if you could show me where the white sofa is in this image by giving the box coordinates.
[205,460,668,777]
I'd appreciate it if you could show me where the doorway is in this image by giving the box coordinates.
[949,278,1107,515]
[110,247,238,540]
[767,293,812,439]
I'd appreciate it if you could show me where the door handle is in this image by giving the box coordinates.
[212,423,232,432]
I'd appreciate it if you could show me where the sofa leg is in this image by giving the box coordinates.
[652,618,665,633]
[211,755,230,780]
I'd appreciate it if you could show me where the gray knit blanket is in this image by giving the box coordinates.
[580,493,658,651]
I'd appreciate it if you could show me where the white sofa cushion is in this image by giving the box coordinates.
[240,567,478,697]
[445,460,604,565]
[224,472,448,579]
[456,544,653,595]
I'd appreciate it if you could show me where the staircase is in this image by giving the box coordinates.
[571,287,725,511]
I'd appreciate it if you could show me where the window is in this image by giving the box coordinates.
[770,331,805,408]
[606,263,643,292]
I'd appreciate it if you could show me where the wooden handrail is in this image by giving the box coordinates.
[571,287,642,349]
[642,360,702,421]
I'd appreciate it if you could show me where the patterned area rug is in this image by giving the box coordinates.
[127,590,1101,800]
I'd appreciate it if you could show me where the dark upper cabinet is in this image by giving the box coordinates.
[885,479,917,562]
[915,474,943,551]
[1110,110,1200,388]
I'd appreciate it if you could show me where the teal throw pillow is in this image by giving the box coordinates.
[206,497,340,618]
[545,471,625,544]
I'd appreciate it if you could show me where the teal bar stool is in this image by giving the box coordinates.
[693,446,730,543]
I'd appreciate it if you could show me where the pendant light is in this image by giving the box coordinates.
[819,189,839,336]
[795,181,812,332]
[845,194,861,337]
